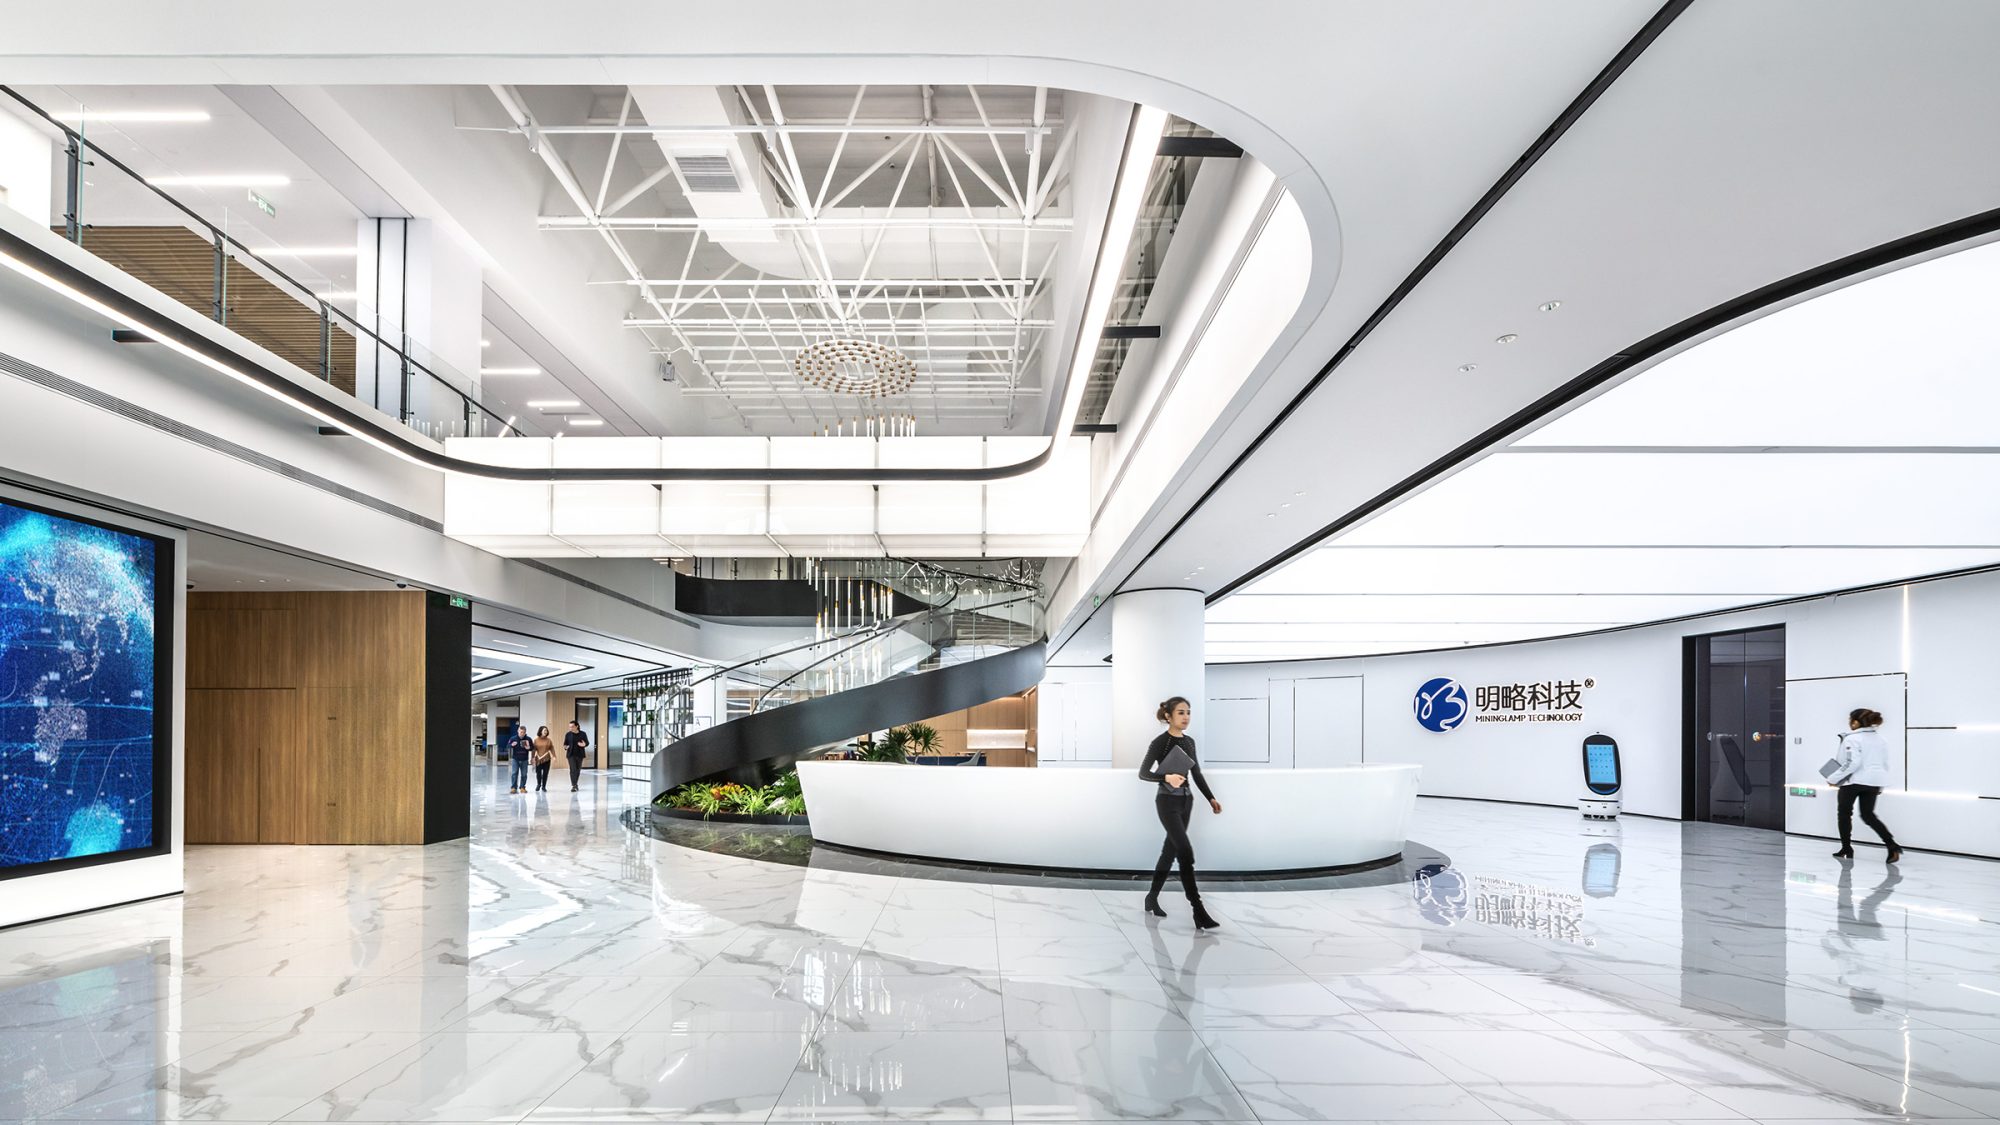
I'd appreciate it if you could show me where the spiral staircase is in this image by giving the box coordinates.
[647,561,1046,797]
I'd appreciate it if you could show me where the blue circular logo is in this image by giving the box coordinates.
[1413,677,1469,733]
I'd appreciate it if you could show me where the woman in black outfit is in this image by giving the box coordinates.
[1137,696,1222,929]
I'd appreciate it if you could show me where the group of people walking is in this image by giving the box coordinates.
[508,720,592,794]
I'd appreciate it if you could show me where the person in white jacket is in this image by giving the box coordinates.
[1827,707,1902,863]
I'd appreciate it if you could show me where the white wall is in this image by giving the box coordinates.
[1050,566,2000,859]
[2,488,185,929]
[0,105,53,225]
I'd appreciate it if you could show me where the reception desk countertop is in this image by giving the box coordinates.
[796,761,1421,874]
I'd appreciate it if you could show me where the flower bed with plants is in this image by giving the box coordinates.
[653,768,808,824]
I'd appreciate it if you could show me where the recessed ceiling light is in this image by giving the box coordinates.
[479,366,540,376]
[566,418,605,428]
[1279,502,1290,508]
[1539,300,1562,313]
[527,399,580,409]
[145,173,291,187]
[1458,363,1478,373]
[1496,333,1518,344]
[1264,512,1276,519]
[480,339,492,348]
[57,109,211,124]
[1293,490,1305,497]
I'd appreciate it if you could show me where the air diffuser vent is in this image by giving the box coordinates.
[674,154,741,194]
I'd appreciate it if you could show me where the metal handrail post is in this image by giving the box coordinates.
[62,137,82,243]
[211,232,226,323]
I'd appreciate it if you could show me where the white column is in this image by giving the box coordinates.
[1111,588,1205,768]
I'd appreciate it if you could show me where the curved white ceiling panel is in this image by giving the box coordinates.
[1216,234,2000,661]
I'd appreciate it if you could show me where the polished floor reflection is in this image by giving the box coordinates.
[5,768,1999,1122]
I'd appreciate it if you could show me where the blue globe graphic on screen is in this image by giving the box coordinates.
[1413,677,1469,733]
[0,508,158,870]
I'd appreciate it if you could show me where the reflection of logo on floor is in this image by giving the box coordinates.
[1413,677,1469,732]
[1410,863,1471,925]
[1409,862,1595,946]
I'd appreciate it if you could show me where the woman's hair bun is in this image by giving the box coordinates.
[1155,695,1190,723]
[1849,707,1885,728]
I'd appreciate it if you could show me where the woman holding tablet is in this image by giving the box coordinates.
[1136,696,1223,929]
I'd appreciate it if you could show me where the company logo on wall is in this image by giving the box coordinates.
[1472,677,1595,724]
[1415,675,1598,731]
[1413,677,1470,732]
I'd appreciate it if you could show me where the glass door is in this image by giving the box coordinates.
[1687,626,1787,830]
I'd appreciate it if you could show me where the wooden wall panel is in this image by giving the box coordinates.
[188,608,296,688]
[185,690,264,843]
[185,591,429,845]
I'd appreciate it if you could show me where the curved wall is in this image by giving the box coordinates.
[1190,565,2000,860]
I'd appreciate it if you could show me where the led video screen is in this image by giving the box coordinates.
[0,496,169,879]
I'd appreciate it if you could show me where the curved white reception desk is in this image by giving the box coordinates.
[795,762,1422,873]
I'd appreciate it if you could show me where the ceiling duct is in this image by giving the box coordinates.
[671,151,743,194]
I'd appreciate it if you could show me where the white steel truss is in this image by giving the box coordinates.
[493,84,1077,432]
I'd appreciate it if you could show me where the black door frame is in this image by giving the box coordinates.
[1681,623,1787,824]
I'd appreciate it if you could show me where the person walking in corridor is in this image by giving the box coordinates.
[1829,707,1902,863]
[1136,696,1222,930]
[508,724,533,794]
[531,725,556,792]
[563,720,590,792]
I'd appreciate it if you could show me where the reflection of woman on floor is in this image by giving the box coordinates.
[1824,862,1902,1013]
[1137,697,1221,930]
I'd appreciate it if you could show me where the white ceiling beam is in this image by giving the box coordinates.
[471,123,1056,136]
[538,215,1074,230]
[599,277,1044,288]
[623,317,1054,328]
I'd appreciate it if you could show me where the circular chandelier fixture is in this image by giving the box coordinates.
[791,338,918,399]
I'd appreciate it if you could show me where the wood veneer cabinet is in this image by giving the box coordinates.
[185,590,463,845]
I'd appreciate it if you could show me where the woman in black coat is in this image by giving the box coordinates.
[1136,696,1222,929]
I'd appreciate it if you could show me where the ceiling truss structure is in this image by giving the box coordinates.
[492,84,1076,433]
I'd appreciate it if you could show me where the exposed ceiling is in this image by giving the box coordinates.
[493,82,1081,435]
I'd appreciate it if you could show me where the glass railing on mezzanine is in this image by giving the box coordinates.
[0,87,534,441]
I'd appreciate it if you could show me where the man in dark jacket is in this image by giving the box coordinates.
[508,725,533,793]
[562,720,591,792]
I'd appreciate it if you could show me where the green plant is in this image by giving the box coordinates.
[768,770,804,801]
[901,722,940,756]
[863,727,911,763]
[733,788,772,815]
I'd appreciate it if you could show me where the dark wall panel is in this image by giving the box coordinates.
[424,593,472,844]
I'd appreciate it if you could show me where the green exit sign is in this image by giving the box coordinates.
[1788,785,1818,798]
[247,188,277,218]
[449,595,470,609]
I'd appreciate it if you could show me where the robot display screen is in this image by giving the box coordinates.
[1583,738,1620,795]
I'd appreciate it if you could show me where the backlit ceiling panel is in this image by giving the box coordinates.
[1213,237,2000,661]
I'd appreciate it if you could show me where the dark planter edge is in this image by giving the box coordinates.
[651,806,810,827]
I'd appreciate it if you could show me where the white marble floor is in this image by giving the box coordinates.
[5,767,2000,1123]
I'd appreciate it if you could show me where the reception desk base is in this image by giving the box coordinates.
[796,762,1422,875]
